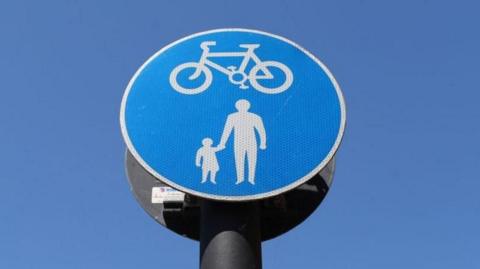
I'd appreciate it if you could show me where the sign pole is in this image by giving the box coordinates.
[200,200,262,269]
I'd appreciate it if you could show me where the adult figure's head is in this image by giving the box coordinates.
[235,99,250,112]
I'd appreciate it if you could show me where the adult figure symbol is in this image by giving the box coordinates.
[218,99,267,185]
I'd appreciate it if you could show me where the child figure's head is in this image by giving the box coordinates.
[202,138,213,146]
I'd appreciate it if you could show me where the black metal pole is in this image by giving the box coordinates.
[200,199,262,269]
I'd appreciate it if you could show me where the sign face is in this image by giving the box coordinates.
[120,29,346,201]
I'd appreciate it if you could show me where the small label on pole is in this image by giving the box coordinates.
[151,187,185,204]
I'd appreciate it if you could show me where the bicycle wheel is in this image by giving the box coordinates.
[169,62,212,95]
[249,61,293,94]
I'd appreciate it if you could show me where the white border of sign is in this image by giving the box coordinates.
[120,28,346,201]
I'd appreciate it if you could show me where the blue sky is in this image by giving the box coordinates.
[1,0,479,268]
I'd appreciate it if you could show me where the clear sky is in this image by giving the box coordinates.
[1,0,479,268]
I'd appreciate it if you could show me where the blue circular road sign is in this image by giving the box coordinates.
[120,29,346,201]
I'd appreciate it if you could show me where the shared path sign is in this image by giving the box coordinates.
[120,29,346,201]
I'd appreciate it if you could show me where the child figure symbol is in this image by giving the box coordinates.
[195,138,220,184]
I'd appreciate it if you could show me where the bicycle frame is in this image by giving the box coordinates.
[190,42,273,80]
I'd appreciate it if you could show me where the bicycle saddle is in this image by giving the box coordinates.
[239,44,260,49]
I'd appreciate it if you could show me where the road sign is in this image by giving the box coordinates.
[120,28,346,201]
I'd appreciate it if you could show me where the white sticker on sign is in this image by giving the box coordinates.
[151,187,185,204]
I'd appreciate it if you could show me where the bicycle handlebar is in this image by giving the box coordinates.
[200,41,217,49]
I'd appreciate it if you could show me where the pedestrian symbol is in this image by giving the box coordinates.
[120,29,346,201]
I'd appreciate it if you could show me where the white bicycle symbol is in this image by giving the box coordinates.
[169,41,293,95]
